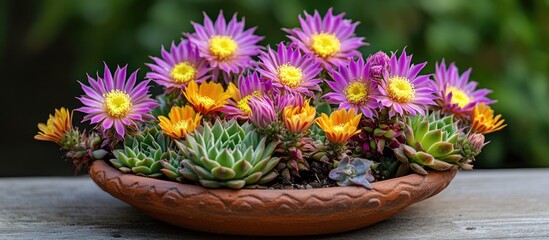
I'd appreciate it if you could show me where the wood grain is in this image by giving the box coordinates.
[1,169,548,239]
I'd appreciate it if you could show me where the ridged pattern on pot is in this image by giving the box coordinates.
[89,160,457,236]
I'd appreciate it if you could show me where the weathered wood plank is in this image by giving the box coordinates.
[0,169,548,239]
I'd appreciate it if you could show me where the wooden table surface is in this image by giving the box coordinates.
[1,169,548,239]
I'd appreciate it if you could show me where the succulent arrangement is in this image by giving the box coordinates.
[36,8,505,190]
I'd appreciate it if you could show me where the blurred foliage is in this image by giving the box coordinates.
[2,0,548,176]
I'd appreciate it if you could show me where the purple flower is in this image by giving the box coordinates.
[378,49,436,117]
[187,11,263,77]
[76,64,158,139]
[145,40,210,91]
[434,60,494,117]
[274,91,304,112]
[324,57,381,118]
[258,43,322,97]
[367,51,390,81]
[284,8,367,69]
[76,64,159,139]
[223,71,271,120]
[248,96,277,129]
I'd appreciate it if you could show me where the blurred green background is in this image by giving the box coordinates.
[1,0,547,176]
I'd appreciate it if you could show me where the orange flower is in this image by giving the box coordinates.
[183,81,231,115]
[35,107,73,144]
[316,108,362,144]
[282,100,316,133]
[158,105,202,139]
[471,103,506,134]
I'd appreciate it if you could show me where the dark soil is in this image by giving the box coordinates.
[266,161,338,189]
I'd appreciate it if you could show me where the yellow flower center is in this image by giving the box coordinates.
[237,95,253,115]
[448,86,471,108]
[103,90,132,118]
[278,64,303,88]
[196,95,215,108]
[209,35,238,60]
[333,124,346,133]
[345,82,369,105]
[237,91,261,115]
[170,62,197,84]
[311,33,341,58]
[387,76,415,103]
[174,120,190,132]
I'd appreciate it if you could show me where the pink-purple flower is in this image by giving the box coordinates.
[187,11,263,77]
[324,57,381,119]
[248,96,277,129]
[274,91,304,112]
[145,40,210,91]
[258,43,322,97]
[434,60,494,118]
[378,49,435,117]
[77,64,159,138]
[284,8,367,68]
[223,71,271,120]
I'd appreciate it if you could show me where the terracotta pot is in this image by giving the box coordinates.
[89,160,457,236]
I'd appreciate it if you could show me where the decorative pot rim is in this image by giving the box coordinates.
[89,160,457,236]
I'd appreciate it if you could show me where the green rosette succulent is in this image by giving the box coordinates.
[176,120,280,189]
[393,113,462,175]
[110,126,177,178]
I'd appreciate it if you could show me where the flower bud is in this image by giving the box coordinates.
[467,133,487,155]
[248,96,278,129]
[367,51,390,80]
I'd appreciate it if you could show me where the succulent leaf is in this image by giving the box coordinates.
[428,159,454,171]
[421,129,442,150]
[258,171,279,184]
[216,149,235,168]
[413,152,435,165]
[232,159,253,179]
[439,154,462,163]
[211,166,237,180]
[198,156,220,171]
[225,180,246,189]
[244,172,263,184]
[160,158,184,182]
[410,162,428,175]
[179,161,199,181]
[427,142,454,158]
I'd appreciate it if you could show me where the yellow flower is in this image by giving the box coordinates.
[227,82,241,101]
[316,108,362,144]
[471,103,506,134]
[282,100,316,133]
[35,107,73,143]
[158,105,202,139]
[183,81,231,115]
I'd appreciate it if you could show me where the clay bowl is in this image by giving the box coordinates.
[89,160,457,236]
